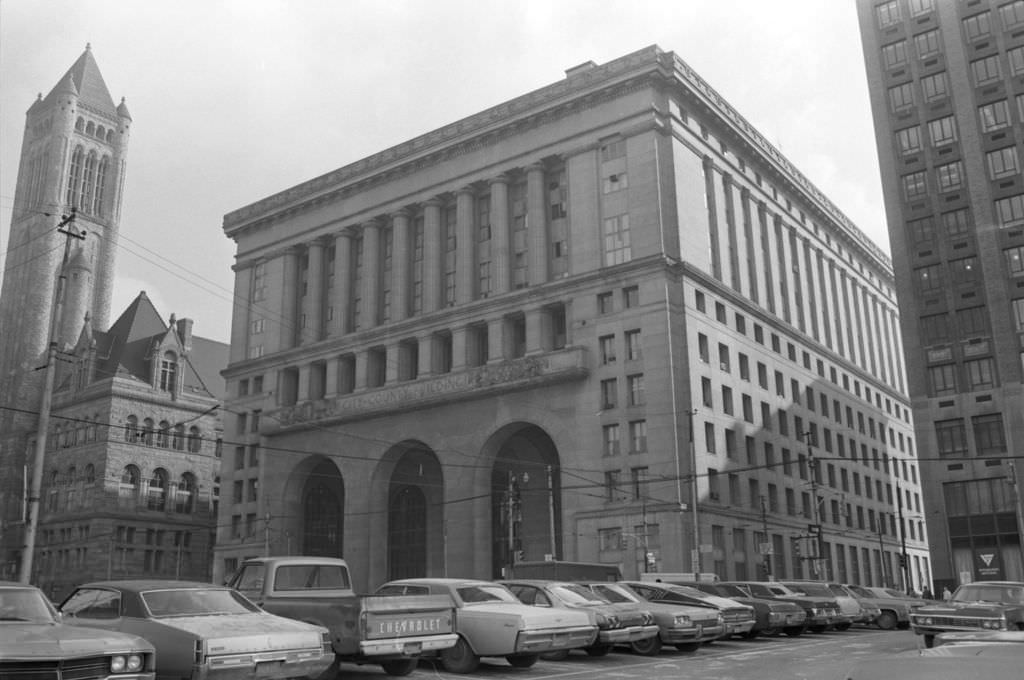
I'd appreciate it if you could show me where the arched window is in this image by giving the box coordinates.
[66,146,84,208]
[66,466,78,509]
[160,351,177,391]
[93,156,109,215]
[148,468,168,510]
[84,464,95,483]
[75,117,84,132]
[85,121,95,136]
[47,469,60,511]
[176,472,196,513]
[96,125,105,139]
[187,426,201,453]
[125,415,138,442]
[81,151,97,215]
[119,465,140,502]
[105,129,114,143]
[172,424,185,451]
[157,420,170,448]
[142,418,154,446]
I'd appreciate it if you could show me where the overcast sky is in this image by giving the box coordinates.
[0,0,886,344]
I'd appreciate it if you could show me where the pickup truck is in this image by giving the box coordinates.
[227,556,458,676]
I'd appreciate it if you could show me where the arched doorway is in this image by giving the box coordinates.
[388,486,427,579]
[487,425,562,578]
[302,459,344,556]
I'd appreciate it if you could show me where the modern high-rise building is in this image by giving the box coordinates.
[858,0,1024,589]
[217,45,929,593]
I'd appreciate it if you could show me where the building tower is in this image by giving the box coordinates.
[0,45,130,573]
[857,0,1024,589]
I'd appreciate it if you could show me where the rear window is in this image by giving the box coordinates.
[143,588,259,617]
[274,564,350,590]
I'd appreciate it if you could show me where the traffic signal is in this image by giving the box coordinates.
[792,538,801,557]
[898,554,907,568]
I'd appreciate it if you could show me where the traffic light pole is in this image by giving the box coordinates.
[896,480,911,594]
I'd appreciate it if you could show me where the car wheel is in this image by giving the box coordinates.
[380,659,418,677]
[674,642,701,653]
[761,628,779,637]
[630,635,663,656]
[585,644,612,657]
[440,637,480,674]
[923,634,935,649]
[541,649,570,661]
[506,654,539,668]
[783,626,804,637]
[875,611,898,631]
[834,622,852,631]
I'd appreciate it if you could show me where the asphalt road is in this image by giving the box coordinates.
[343,628,922,680]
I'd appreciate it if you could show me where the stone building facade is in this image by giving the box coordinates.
[217,46,930,593]
[858,0,1024,589]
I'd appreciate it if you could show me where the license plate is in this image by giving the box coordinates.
[256,661,284,677]
[695,625,702,635]
[403,642,422,655]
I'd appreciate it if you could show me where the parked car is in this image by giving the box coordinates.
[838,630,1024,679]
[582,581,724,654]
[58,580,333,680]
[725,581,842,633]
[779,581,859,630]
[1,581,155,680]
[501,579,658,658]
[620,580,755,639]
[375,578,596,673]
[688,581,807,637]
[910,580,1024,648]
[843,584,914,630]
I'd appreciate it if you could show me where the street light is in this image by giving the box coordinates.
[895,480,911,595]
[504,471,528,576]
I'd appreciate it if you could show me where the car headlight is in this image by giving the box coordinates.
[110,655,143,673]
[642,612,654,625]
[717,613,725,625]
[919,617,932,625]
[810,607,822,616]
[673,615,691,627]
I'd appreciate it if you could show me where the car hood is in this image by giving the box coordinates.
[154,613,326,653]
[462,602,592,628]
[916,602,1016,617]
[0,622,153,659]
[641,600,719,619]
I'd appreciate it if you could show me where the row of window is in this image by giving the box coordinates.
[124,415,206,453]
[601,420,647,456]
[694,289,908,422]
[935,413,1010,456]
[74,116,116,143]
[65,145,110,217]
[116,465,201,513]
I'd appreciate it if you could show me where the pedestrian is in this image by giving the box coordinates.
[921,587,933,600]
[942,586,952,600]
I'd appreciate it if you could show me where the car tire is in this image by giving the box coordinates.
[783,626,803,637]
[875,611,898,631]
[923,634,935,649]
[541,649,570,661]
[674,642,701,653]
[834,622,852,631]
[440,637,480,674]
[585,644,612,657]
[380,660,418,677]
[506,654,539,668]
[761,628,779,637]
[630,635,662,656]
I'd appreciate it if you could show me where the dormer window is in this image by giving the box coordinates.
[160,351,177,391]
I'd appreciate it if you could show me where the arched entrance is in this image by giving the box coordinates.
[302,459,344,556]
[487,424,563,578]
[384,443,444,579]
[388,486,427,579]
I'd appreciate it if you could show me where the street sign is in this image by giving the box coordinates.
[759,542,773,555]
[807,524,821,536]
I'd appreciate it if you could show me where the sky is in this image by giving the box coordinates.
[0,0,887,344]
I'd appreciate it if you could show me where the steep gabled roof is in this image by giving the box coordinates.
[94,291,166,382]
[43,44,117,118]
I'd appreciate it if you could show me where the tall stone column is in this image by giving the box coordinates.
[526,163,548,286]
[361,220,382,329]
[297,364,311,402]
[525,307,545,355]
[304,240,325,343]
[489,175,511,295]
[332,231,352,335]
[418,335,434,376]
[488,317,505,363]
[422,199,443,313]
[324,356,339,397]
[280,247,300,349]
[391,210,410,321]
[455,187,475,304]
[451,326,468,371]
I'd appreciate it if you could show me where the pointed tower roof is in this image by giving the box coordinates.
[43,44,117,117]
[94,291,167,380]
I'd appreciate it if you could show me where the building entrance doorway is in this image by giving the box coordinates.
[301,459,344,556]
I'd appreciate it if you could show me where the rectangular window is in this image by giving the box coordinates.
[599,335,616,364]
[995,194,1024,228]
[908,216,935,243]
[598,291,613,314]
[987,146,1020,179]
[914,29,940,58]
[1005,246,1024,276]
[601,378,618,409]
[629,420,647,453]
[979,100,1010,132]
[877,0,901,27]
[698,333,709,362]
[603,214,632,265]
[903,171,927,199]
[602,171,629,194]
[896,126,922,155]
[882,40,907,69]
[705,422,716,454]
[928,363,957,396]
[604,471,621,502]
[627,374,645,406]
[1010,46,1024,76]
[916,264,942,293]
[950,257,979,284]
[971,54,1002,85]
[909,0,934,17]
[889,82,915,112]
[1000,0,1024,29]
[625,329,642,360]
[603,424,620,456]
[920,313,950,345]
[1013,298,1024,331]
[921,72,948,102]
[936,161,963,192]
[943,208,971,236]
[927,116,957,147]
[972,413,1006,456]
[623,286,639,308]
[963,12,992,41]
[965,358,995,390]
[718,343,730,372]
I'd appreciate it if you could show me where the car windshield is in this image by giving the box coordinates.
[551,584,608,604]
[787,583,832,597]
[716,584,747,598]
[670,585,713,600]
[589,584,639,603]
[0,587,56,623]
[847,585,874,598]
[142,588,261,617]
[456,585,519,604]
[827,584,851,597]
[882,588,911,599]
[744,583,780,598]
[953,585,1024,604]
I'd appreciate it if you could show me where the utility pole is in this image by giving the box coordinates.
[546,465,557,560]
[264,512,271,556]
[20,210,83,584]
[1008,462,1024,574]
[896,481,911,594]
[877,522,891,587]
[804,431,827,579]
[760,495,772,579]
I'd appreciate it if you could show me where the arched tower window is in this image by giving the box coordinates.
[93,156,109,215]
[148,468,168,511]
[119,464,140,501]
[187,426,201,453]
[81,151,97,215]
[105,129,114,143]
[85,121,95,136]
[160,351,177,391]
[124,415,138,442]
[75,117,84,132]
[157,420,170,448]
[176,472,196,513]
[96,125,105,139]
[66,146,84,208]
[142,418,154,446]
